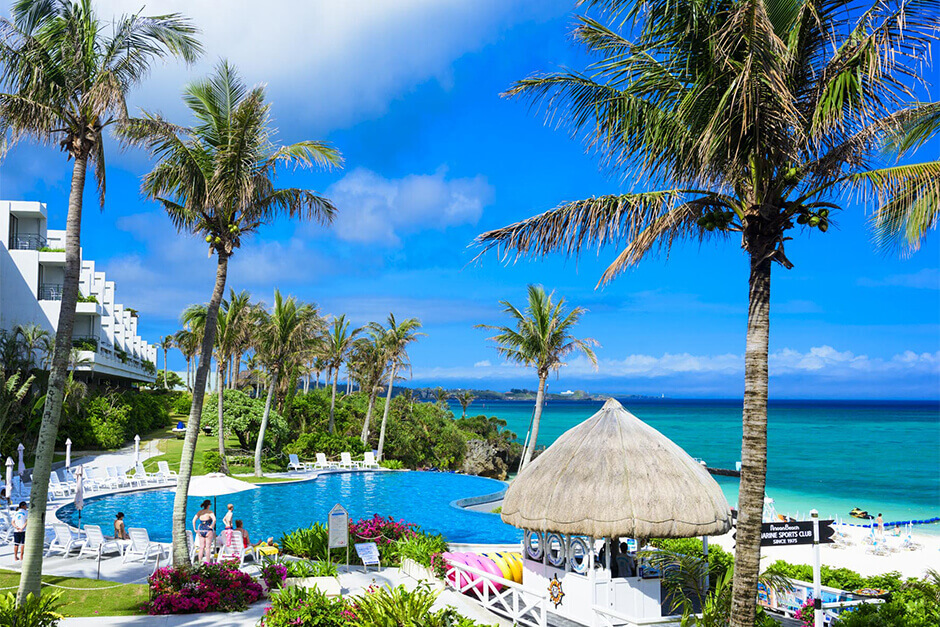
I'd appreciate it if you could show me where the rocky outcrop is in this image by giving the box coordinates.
[461,439,509,480]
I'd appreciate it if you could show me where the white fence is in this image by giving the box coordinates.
[444,560,549,627]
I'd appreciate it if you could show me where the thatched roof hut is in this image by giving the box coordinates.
[501,398,732,539]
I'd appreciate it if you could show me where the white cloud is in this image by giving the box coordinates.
[857,268,940,289]
[323,167,494,245]
[412,346,940,381]
[93,0,563,132]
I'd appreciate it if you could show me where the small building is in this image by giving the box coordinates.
[500,398,732,626]
[0,200,157,385]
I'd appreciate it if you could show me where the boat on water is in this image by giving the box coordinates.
[850,507,874,520]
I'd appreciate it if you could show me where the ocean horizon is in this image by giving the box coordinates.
[448,397,940,534]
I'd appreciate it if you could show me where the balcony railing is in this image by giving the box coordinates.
[9,233,47,251]
[39,283,63,301]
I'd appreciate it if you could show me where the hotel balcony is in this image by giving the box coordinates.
[9,233,46,251]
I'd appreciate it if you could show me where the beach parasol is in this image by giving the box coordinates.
[4,458,11,506]
[16,443,24,477]
[183,473,257,530]
[501,398,732,540]
[133,435,140,466]
[65,438,72,469]
[73,466,84,529]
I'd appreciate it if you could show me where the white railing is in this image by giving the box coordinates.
[444,560,549,627]
[592,605,682,627]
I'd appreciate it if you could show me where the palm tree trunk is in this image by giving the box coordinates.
[360,386,378,444]
[377,365,396,460]
[163,347,168,388]
[185,357,191,392]
[171,252,228,566]
[255,374,278,477]
[521,373,547,470]
[17,155,87,604]
[217,363,229,474]
[329,368,339,434]
[730,255,771,627]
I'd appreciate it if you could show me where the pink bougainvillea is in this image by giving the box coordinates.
[348,514,417,548]
[147,561,263,615]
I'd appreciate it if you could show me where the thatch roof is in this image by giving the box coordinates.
[501,398,732,539]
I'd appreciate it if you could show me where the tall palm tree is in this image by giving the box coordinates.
[454,390,475,418]
[158,335,175,388]
[173,327,199,392]
[254,290,318,476]
[477,285,597,469]
[13,324,50,370]
[475,1,937,622]
[351,337,388,446]
[434,387,448,407]
[244,353,263,398]
[368,315,423,460]
[323,314,359,434]
[122,62,341,564]
[0,0,200,598]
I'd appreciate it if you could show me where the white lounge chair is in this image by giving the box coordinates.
[135,463,161,485]
[107,466,135,488]
[78,524,123,559]
[217,528,255,567]
[46,523,84,557]
[313,453,336,469]
[288,454,312,472]
[48,473,72,499]
[156,461,178,482]
[184,530,199,564]
[85,466,116,490]
[123,527,167,563]
[339,452,361,469]
[361,452,380,469]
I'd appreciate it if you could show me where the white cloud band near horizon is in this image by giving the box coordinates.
[410,345,940,381]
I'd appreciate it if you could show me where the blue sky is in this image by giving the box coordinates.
[2,0,939,399]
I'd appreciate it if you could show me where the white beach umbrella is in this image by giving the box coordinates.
[16,444,24,476]
[73,467,85,529]
[133,435,140,465]
[183,473,258,527]
[4,458,11,506]
[65,438,72,469]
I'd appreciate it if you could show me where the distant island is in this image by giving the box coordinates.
[399,386,663,402]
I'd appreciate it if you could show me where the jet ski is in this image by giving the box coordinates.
[850,507,873,519]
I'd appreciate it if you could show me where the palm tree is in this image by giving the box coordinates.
[254,290,318,476]
[173,328,199,392]
[368,315,423,460]
[475,2,937,622]
[158,336,175,388]
[13,324,50,370]
[351,337,388,446]
[323,315,359,434]
[477,285,597,470]
[121,62,340,564]
[434,387,449,407]
[454,390,475,418]
[244,353,263,398]
[0,0,200,598]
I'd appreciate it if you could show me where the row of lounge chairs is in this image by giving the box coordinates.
[45,522,168,563]
[46,462,178,499]
[288,452,381,472]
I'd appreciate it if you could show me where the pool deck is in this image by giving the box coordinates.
[9,443,514,626]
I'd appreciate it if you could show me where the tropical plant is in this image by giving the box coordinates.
[392,532,449,569]
[278,523,332,561]
[14,324,51,371]
[453,390,475,418]
[354,584,459,627]
[121,61,340,564]
[173,328,199,392]
[368,314,423,460]
[474,1,937,621]
[350,337,388,446]
[158,335,174,389]
[0,370,35,454]
[322,314,359,434]
[260,585,349,627]
[254,290,319,476]
[433,387,448,406]
[0,0,201,599]
[0,591,62,626]
[477,285,597,469]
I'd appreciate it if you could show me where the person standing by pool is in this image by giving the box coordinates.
[192,500,216,563]
[222,504,234,530]
[12,502,27,561]
[876,513,884,537]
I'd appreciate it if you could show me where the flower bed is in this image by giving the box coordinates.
[147,561,263,614]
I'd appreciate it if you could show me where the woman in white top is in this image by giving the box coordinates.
[222,503,234,530]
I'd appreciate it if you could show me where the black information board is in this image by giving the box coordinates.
[759,520,835,547]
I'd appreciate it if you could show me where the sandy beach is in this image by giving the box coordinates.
[709,524,940,578]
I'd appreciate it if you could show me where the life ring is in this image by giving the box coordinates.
[442,552,474,590]
[474,554,504,592]
[546,533,566,568]
[485,553,513,581]
[568,537,591,574]
[500,552,523,582]
[525,530,543,561]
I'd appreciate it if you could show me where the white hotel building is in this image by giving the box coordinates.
[0,200,157,385]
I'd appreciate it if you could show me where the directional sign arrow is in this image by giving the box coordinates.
[819,520,836,544]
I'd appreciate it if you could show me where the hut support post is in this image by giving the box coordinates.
[702,536,709,592]
[589,537,597,627]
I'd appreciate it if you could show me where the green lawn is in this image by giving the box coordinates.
[141,418,292,484]
[0,570,148,617]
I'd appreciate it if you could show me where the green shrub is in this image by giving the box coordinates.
[379,459,404,470]
[171,392,192,415]
[0,591,62,626]
[355,584,459,627]
[283,559,338,578]
[202,390,289,451]
[284,432,365,458]
[83,396,130,449]
[202,450,223,474]
[279,523,331,561]
[392,533,448,569]
[72,338,98,352]
[649,537,734,588]
[259,585,348,627]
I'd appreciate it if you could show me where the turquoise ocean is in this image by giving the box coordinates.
[449,398,940,533]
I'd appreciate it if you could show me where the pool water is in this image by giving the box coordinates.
[55,471,522,545]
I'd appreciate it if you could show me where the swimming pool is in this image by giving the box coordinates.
[55,471,522,545]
